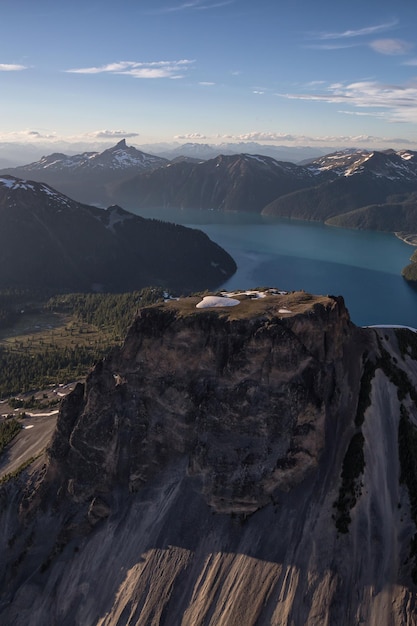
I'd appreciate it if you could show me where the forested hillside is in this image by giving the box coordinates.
[0,288,165,397]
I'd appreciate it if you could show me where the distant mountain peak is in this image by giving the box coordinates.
[0,142,170,205]
[2,140,168,175]
[306,148,417,181]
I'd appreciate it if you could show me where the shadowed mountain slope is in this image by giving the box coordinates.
[110,153,329,212]
[0,175,236,293]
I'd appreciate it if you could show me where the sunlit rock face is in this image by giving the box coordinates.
[1,290,417,626]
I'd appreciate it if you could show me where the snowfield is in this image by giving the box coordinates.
[196,290,291,309]
[196,295,240,308]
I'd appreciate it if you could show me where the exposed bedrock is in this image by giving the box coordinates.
[1,291,416,625]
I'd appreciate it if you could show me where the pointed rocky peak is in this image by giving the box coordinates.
[0,141,168,176]
[89,140,169,170]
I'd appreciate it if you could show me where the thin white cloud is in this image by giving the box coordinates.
[305,43,359,51]
[277,80,417,124]
[66,59,195,79]
[0,129,413,151]
[90,130,140,139]
[337,110,386,118]
[174,133,207,139]
[279,92,349,104]
[230,132,297,142]
[316,20,398,40]
[199,81,215,86]
[369,39,413,55]
[0,63,27,71]
[214,131,413,146]
[156,0,235,13]
[0,129,58,142]
[0,129,143,146]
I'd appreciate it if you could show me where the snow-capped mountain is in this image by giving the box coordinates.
[0,175,81,210]
[0,140,169,205]
[18,140,168,173]
[3,142,417,233]
[307,148,417,180]
[263,149,417,229]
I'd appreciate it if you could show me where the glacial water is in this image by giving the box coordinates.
[131,206,417,328]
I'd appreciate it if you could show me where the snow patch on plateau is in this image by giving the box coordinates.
[196,296,240,308]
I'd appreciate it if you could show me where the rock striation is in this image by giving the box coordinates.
[1,290,417,625]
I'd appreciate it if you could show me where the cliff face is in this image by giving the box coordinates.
[1,291,417,625]
[48,292,356,513]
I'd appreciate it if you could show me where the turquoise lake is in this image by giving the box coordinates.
[131,206,417,328]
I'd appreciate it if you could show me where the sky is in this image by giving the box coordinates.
[2,0,417,154]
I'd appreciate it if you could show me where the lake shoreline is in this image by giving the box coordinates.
[395,231,417,246]
[131,207,417,328]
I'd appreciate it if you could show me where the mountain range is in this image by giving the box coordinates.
[0,140,335,169]
[0,140,168,206]
[147,141,333,163]
[0,141,329,209]
[263,149,417,228]
[112,152,330,212]
[3,142,417,238]
[1,291,417,624]
[0,175,236,293]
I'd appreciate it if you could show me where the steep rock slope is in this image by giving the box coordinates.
[0,175,236,292]
[1,291,417,625]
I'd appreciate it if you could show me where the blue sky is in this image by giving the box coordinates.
[2,0,417,151]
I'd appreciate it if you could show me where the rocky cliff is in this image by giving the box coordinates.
[1,290,417,625]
